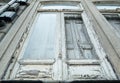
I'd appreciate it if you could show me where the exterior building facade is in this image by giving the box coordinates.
[0,0,120,81]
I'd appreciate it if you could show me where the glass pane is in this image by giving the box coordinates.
[103,14,120,37]
[65,14,98,60]
[96,6,120,10]
[22,13,57,60]
[41,2,80,9]
[94,2,120,10]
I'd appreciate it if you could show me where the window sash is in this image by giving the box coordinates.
[21,13,58,60]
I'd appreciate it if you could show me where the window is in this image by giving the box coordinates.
[41,2,80,9]
[9,2,117,80]
[23,13,57,60]
[103,14,120,37]
[94,1,120,10]
[94,1,120,38]
[65,14,98,59]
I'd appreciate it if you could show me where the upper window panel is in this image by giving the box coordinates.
[40,2,80,9]
[94,1,120,10]
[22,13,57,60]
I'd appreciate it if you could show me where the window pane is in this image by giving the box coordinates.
[65,14,98,60]
[94,1,120,10]
[103,14,120,37]
[96,6,120,10]
[41,2,80,9]
[22,13,57,60]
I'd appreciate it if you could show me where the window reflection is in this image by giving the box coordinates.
[22,13,57,60]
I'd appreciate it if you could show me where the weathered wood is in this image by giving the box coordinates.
[0,1,34,80]
[0,0,119,80]
[61,12,68,80]
[81,0,120,79]
[99,9,120,13]
[66,60,100,65]
[0,0,39,79]
[52,13,62,80]
[19,60,55,65]
[81,11,117,79]
[37,9,83,12]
